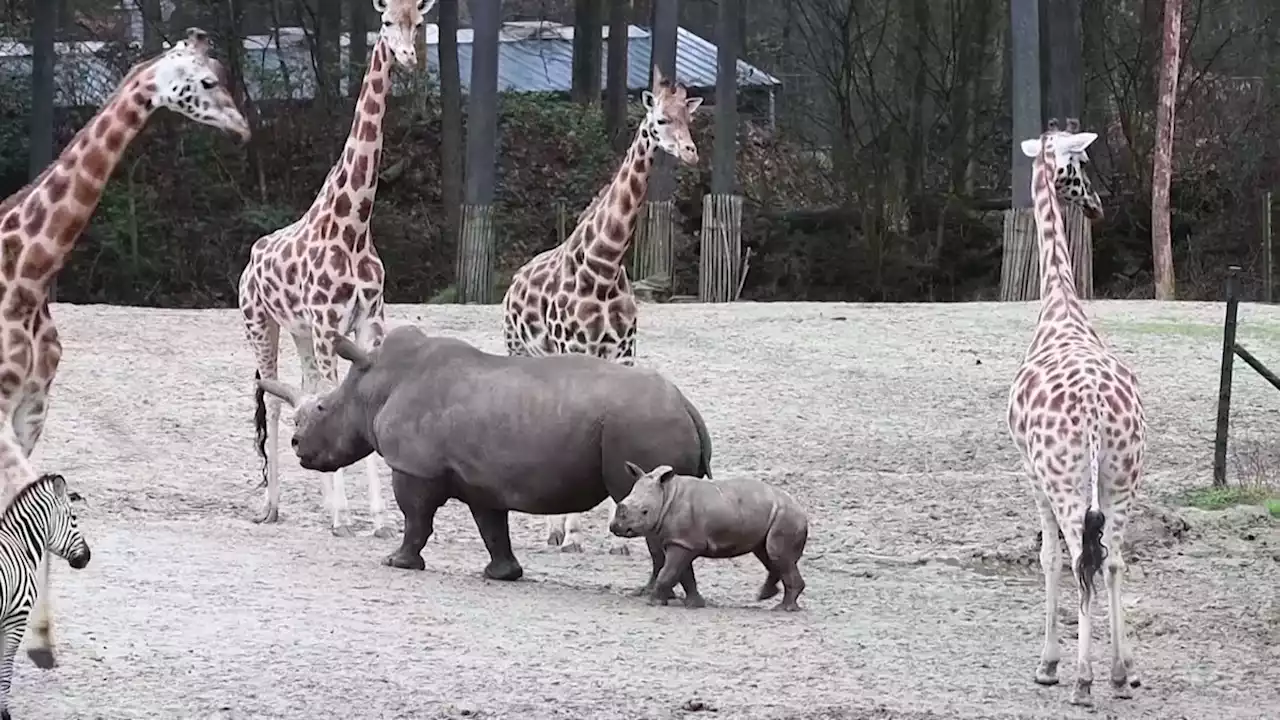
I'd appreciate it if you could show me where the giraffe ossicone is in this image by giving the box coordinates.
[0,24,249,672]
[501,65,705,555]
[1007,119,1145,708]
[238,0,430,539]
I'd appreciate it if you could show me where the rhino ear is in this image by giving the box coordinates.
[624,461,645,479]
[657,466,676,484]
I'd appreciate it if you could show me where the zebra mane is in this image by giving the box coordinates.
[1,474,64,523]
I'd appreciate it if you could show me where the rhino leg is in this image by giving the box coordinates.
[753,546,782,601]
[766,519,808,612]
[469,506,524,581]
[650,545,703,608]
[383,470,447,571]
[631,535,676,600]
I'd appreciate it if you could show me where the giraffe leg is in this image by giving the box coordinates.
[1059,510,1095,707]
[10,390,58,670]
[1033,494,1063,686]
[601,339,638,556]
[305,320,354,537]
[557,512,585,553]
[1102,484,1140,697]
[245,313,282,524]
[355,314,394,539]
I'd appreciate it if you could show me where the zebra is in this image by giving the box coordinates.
[0,473,90,720]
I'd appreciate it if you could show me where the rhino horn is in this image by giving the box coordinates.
[258,378,304,407]
[334,336,371,370]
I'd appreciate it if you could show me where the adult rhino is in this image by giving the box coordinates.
[258,325,714,602]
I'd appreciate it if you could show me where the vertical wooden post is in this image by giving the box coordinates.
[699,194,743,302]
[457,205,495,304]
[457,0,501,304]
[1264,191,1273,303]
[632,201,674,285]
[1001,0,1042,302]
[1213,265,1241,487]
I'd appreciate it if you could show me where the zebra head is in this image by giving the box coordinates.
[33,474,91,570]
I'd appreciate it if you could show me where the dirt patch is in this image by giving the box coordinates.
[12,300,1280,719]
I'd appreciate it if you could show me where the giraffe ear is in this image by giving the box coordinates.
[417,0,435,13]
[372,0,389,12]
[685,97,703,114]
[1061,132,1098,154]
[642,90,656,110]
[1020,139,1042,158]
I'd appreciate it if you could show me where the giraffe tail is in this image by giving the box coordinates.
[1075,397,1108,604]
[253,370,269,488]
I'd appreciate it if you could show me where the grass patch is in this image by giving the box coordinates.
[1181,485,1280,517]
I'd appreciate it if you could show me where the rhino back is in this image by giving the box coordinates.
[660,476,778,557]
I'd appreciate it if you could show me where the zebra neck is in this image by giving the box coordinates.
[0,505,49,569]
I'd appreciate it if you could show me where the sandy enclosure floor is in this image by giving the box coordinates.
[12,300,1280,719]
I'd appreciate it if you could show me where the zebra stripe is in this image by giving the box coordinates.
[0,473,90,720]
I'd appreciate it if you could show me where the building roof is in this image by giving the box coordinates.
[0,22,780,105]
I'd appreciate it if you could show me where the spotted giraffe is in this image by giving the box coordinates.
[502,66,703,554]
[1007,118,1145,707]
[0,27,248,668]
[238,0,432,538]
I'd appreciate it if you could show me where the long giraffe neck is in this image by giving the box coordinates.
[1028,142,1100,353]
[0,60,159,291]
[303,37,392,243]
[565,117,660,280]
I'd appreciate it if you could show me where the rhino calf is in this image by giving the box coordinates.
[609,462,809,611]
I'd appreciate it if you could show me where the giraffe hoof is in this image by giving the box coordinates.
[372,526,398,540]
[1034,660,1060,686]
[332,525,355,538]
[253,507,280,525]
[546,529,565,546]
[558,540,584,553]
[1111,681,1134,699]
[26,647,56,669]
[1069,680,1093,706]
[608,542,631,556]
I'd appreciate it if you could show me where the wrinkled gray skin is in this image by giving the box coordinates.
[610,463,809,611]
[258,325,713,597]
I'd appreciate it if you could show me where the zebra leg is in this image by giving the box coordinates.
[24,552,53,669]
[1,606,27,717]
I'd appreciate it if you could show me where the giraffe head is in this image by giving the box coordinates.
[1020,118,1103,221]
[374,0,435,70]
[643,65,704,165]
[147,28,251,143]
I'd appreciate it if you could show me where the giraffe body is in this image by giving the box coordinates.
[239,0,431,538]
[1007,119,1145,707]
[501,66,703,554]
[0,27,249,670]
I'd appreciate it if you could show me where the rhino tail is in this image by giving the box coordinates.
[253,370,268,488]
[684,395,714,479]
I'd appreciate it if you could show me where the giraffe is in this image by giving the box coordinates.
[1007,118,1145,707]
[0,27,250,669]
[239,0,432,538]
[501,65,703,554]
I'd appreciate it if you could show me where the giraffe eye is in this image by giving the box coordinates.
[655,118,670,125]
[201,77,217,90]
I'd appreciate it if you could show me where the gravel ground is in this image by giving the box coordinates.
[12,299,1280,720]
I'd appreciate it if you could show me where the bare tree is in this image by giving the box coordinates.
[458,0,501,303]
[711,0,736,196]
[571,0,604,106]
[604,0,628,150]
[316,0,343,103]
[439,0,463,263]
[646,0,677,203]
[1151,0,1183,300]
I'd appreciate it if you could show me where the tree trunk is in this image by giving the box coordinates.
[348,0,369,98]
[1009,0,1042,209]
[459,0,501,304]
[647,0,678,203]
[439,0,464,284]
[1151,0,1183,300]
[711,0,737,195]
[571,0,604,106]
[1041,0,1083,122]
[141,0,164,51]
[604,0,629,151]
[29,0,55,181]
[316,0,343,105]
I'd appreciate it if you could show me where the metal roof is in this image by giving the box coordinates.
[423,22,780,94]
[0,22,780,105]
